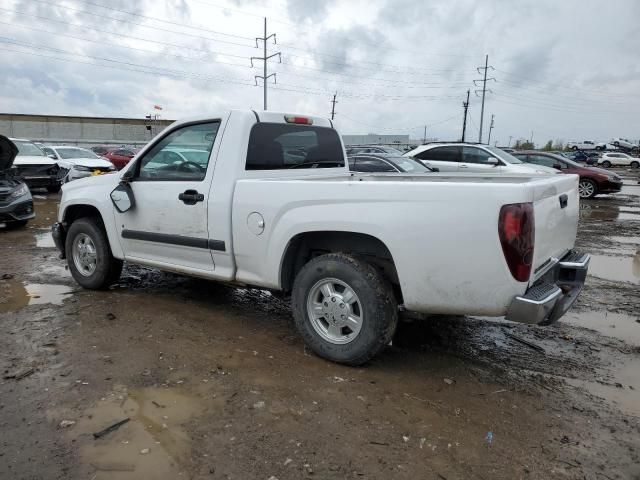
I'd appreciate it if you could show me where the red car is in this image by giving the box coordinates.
[513,151,623,199]
[103,148,136,170]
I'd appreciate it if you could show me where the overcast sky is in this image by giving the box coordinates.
[1,0,639,146]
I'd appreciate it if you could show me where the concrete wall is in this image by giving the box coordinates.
[0,113,174,147]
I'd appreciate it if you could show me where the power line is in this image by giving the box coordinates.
[251,18,281,110]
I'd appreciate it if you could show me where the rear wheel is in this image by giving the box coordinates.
[291,253,398,366]
[631,161,639,169]
[571,146,578,151]
[602,160,612,168]
[65,217,122,289]
[578,179,598,199]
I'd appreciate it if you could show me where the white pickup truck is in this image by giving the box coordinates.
[52,110,590,365]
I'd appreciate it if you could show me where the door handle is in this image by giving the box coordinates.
[178,189,204,205]
[459,164,468,169]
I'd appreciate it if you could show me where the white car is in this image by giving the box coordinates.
[611,138,639,152]
[51,109,588,366]
[403,143,558,175]
[597,152,640,169]
[41,146,116,183]
[567,140,606,151]
[10,138,61,192]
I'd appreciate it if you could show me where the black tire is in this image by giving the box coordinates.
[631,161,639,169]
[571,146,578,151]
[595,146,603,151]
[47,185,61,193]
[291,253,398,366]
[602,160,611,168]
[65,217,122,289]
[578,179,598,199]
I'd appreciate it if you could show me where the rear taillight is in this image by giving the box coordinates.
[498,203,534,282]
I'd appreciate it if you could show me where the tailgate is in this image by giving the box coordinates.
[530,174,580,281]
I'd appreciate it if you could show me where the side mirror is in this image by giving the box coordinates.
[487,157,500,165]
[48,154,57,159]
[553,164,562,170]
[431,167,440,172]
[110,183,135,213]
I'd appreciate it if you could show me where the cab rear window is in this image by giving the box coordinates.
[246,123,345,170]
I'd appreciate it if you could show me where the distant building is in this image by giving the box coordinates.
[0,113,174,147]
[342,134,410,146]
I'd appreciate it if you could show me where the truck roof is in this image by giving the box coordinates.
[168,110,334,130]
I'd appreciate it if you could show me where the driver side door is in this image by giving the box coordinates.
[115,121,220,273]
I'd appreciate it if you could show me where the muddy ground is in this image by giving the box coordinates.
[1,172,639,480]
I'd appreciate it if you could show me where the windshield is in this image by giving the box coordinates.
[381,146,404,155]
[486,146,524,164]
[388,156,429,173]
[14,140,46,157]
[56,147,100,159]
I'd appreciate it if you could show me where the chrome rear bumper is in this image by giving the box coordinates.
[506,250,590,325]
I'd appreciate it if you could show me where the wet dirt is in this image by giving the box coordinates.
[1,171,640,480]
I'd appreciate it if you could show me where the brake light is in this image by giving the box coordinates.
[498,203,534,282]
[284,115,313,125]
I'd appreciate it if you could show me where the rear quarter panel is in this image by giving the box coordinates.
[232,175,540,316]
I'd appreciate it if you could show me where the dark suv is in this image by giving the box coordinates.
[513,151,622,199]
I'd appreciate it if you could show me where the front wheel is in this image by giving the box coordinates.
[602,160,612,168]
[631,161,639,169]
[65,217,123,289]
[291,253,398,366]
[578,179,598,199]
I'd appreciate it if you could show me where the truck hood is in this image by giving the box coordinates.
[61,167,120,192]
[13,155,58,166]
[57,157,114,169]
[0,135,18,172]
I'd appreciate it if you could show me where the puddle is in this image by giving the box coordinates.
[55,386,212,479]
[588,252,640,284]
[620,206,640,213]
[619,213,640,221]
[563,310,640,346]
[0,279,73,313]
[566,358,640,418]
[34,230,55,248]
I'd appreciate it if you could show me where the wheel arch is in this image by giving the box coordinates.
[61,203,124,259]
[279,230,403,303]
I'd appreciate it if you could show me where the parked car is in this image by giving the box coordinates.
[597,152,640,169]
[52,110,588,366]
[0,136,35,228]
[348,154,433,173]
[404,143,558,174]
[610,138,638,152]
[567,140,606,151]
[562,151,599,165]
[346,145,404,155]
[10,138,61,193]
[90,145,110,156]
[103,148,137,170]
[42,146,116,183]
[512,151,622,199]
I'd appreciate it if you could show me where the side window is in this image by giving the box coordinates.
[42,147,55,157]
[137,122,219,181]
[529,155,557,168]
[352,157,396,172]
[462,146,495,164]
[246,123,344,170]
[416,146,461,163]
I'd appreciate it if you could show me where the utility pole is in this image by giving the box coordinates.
[487,114,495,145]
[530,131,534,145]
[251,18,281,110]
[461,89,470,142]
[508,135,513,147]
[423,125,427,144]
[330,92,338,120]
[474,54,495,143]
